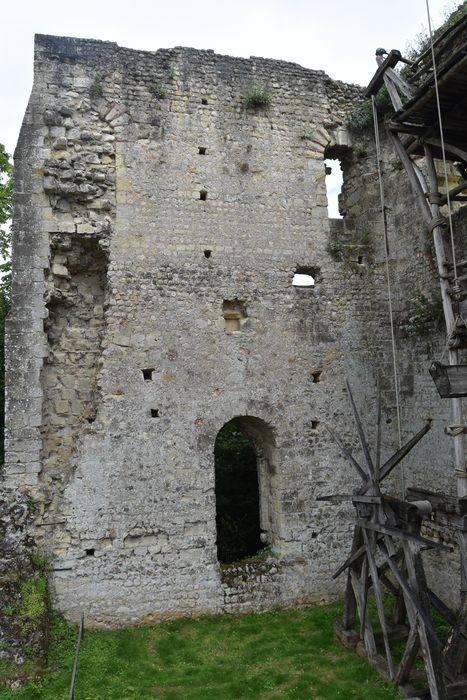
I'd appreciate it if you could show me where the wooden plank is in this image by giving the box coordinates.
[379,420,432,482]
[363,529,395,678]
[317,494,382,504]
[324,425,367,482]
[365,49,402,97]
[406,543,447,700]
[443,592,467,675]
[343,570,358,630]
[342,526,362,630]
[350,562,377,657]
[429,362,467,398]
[388,133,432,226]
[357,519,450,551]
[378,541,443,643]
[333,543,366,580]
[346,380,377,483]
[395,623,420,685]
[428,589,458,628]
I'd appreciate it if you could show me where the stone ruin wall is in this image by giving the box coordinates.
[2,34,462,626]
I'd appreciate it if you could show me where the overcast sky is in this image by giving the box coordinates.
[0,0,455,157]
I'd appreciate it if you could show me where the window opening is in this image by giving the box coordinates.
[311,420,320,430]
[142,368,155,381]
[293,273,315,287]
[324,158,343,219]
[150,409,159,418]
[200,189,208,201]
[85,548,95,556]
[357,255,364,265]
[214,422,264,563]
[201,98,208,105]
[223,299,247,332]
[311,369,322,383]
[204,249,212,258]
[198,147,207,155]
[292,266,318,288]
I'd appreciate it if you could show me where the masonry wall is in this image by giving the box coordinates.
[4,35,459,625]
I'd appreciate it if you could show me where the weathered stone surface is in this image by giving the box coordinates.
[4,33,465,628]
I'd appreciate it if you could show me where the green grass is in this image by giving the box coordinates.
[0,602,402,699]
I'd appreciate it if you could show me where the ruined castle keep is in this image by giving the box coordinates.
[4,34,455,625]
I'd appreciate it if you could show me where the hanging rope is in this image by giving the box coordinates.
[425,0,459,293]
[371,95,404,497]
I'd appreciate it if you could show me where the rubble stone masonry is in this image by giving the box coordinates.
[3,35,458,626]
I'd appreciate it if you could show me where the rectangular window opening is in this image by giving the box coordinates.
[311,420,320,430]
[311,369,322,383]
[85,548,95,556]
[200,189,208,201]
[198,147,207,155]
[150,409,160,418]
[223,299,247,332]
[201,98,208,105]
[142,368,155,381]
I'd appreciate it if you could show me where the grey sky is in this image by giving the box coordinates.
[1,0,455,156]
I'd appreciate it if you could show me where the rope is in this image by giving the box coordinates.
[371,95,404,497]
[425,0,459,291]
[428,215,447,232]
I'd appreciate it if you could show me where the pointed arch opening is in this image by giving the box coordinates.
[214,416,278,564]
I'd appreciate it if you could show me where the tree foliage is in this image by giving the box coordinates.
[0,143,12,299]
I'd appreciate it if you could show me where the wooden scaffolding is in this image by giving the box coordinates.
[323,14,467,700]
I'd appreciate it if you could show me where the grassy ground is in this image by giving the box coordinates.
[1,601,402,699]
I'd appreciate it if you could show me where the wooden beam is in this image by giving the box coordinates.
[363,529,395,678]
[395,623,420,685]
[346,380,377,484]
[324,425,367,482]
[359,519,450,551]
[380,421,432,482]
[365,50,402,97]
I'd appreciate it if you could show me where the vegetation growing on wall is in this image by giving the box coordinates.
[399,291,444,337]
[244,85,272,109]
[0,143,12,464]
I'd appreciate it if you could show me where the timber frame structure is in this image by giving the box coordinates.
[323,13,467,700]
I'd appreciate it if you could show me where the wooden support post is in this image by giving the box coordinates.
[363,528,395,678]
[424,146,467,498]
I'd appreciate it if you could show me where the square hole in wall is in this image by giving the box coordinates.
[204,250,212,258]
[311,420,320,430]
[223,299,247,332]
[150,409,160,418]
[142,368,155,381]
[311,369,322,383]
[198,147,207,155]
[85,548,95,556]
[200,189,208,201]
[201,98,208,105]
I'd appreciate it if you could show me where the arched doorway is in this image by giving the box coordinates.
[214,416,277,564]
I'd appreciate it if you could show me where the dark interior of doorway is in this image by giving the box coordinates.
[214,422,265,563]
